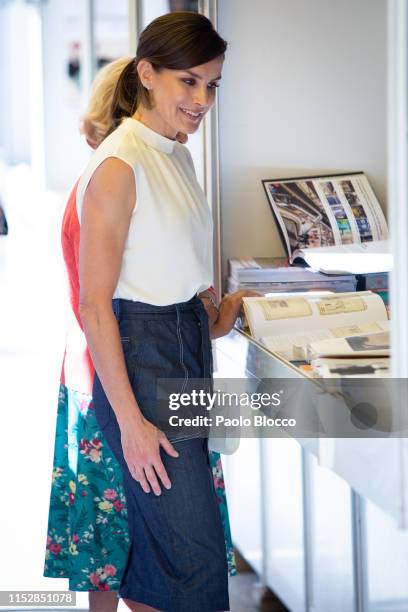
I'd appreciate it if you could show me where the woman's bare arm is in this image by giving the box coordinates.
[79,158,178,496]
[79,158,138,422]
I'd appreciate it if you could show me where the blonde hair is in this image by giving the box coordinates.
[80,57,132,148]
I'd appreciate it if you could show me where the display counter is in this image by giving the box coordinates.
[214,329,408,612]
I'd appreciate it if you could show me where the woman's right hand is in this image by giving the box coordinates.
[119,416,179,495]
[210,290,261,339]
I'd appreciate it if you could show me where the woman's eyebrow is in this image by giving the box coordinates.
[183,69,222,81]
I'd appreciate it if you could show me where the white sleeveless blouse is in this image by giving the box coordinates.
[76,118,213,306]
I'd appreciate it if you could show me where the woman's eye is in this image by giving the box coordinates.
[182,78,219,89]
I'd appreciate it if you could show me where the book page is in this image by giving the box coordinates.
[294,239,392,274]
[316,296,366,315]
[261,328,336,361]
[308,330,390,359]
[259,298,312,320]
[314,175,388,245]
[263,178,337,256]
[330,320,389,337]
[260,320,389,361]
[263,173,388,259]
[243,291,387,340]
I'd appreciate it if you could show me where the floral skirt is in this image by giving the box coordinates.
[43,384,236,591]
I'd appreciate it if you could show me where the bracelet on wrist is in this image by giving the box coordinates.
[199,290,219,311]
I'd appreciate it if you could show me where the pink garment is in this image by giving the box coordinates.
[60,181,94,395]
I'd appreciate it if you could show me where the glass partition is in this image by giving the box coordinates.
[94,0,129,69]
[138,0,199,30]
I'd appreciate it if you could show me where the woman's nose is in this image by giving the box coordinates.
[192,87,210,108]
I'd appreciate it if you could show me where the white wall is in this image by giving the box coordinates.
[0,1,32,164]
[40,1,90,191]
[217,0,387,275]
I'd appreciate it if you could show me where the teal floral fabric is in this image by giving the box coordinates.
[44,384,236,591]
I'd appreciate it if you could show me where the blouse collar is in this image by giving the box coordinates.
[122,117,177,154]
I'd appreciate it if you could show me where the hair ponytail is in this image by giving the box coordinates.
[108,59,143,136]
[80,56,133,147]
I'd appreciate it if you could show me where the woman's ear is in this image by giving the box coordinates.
[136,59,155,90]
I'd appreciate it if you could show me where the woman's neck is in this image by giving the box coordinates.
[132,107,177,141]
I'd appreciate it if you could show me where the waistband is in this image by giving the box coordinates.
[112,295,203,318]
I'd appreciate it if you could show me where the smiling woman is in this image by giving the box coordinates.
[60,11,249,612]
[43,55,237,612]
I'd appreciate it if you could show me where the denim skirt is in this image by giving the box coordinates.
[92,296,230,611]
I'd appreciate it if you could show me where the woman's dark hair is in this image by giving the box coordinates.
[108,11,227,135]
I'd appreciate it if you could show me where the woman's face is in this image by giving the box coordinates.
[137,56,224,138]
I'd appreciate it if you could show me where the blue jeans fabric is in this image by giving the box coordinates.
[92,296,229,611]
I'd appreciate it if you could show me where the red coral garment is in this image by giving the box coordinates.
[59,181,94,395]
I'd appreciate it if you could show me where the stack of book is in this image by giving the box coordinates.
[228,258,357,294]
[242,293,390,378]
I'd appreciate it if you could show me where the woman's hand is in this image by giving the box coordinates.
[210,290,260,339]
[119,415,179,495]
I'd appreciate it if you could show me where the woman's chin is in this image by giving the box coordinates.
[177,115,203,134]
[183,122,201,135]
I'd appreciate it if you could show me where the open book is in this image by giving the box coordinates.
[307,328,390,360]
[262,172,390,274]
[243,291,389,362]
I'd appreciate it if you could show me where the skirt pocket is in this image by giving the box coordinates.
[93,321,146,430]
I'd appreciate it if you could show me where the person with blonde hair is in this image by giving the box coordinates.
[43,52,236,612]
[80,57,133,149]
